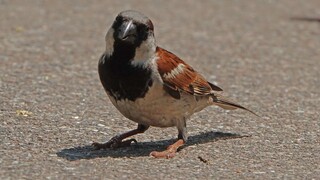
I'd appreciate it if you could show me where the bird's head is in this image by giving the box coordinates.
[105,10,156,63]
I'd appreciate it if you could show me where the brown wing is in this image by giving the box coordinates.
[156,47,222,99]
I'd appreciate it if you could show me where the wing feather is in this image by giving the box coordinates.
[156,47,222,99]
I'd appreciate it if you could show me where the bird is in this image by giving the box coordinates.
[93,10,257,158]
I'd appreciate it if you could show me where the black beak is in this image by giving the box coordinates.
[117,20,137,42]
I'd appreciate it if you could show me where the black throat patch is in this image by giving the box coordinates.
[98,52,153,102]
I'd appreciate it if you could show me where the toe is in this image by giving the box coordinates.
[92,142,104,150]
[150,150,176,159]
[92,141,111,149]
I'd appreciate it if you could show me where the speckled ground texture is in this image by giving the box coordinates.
[1,0,319,179]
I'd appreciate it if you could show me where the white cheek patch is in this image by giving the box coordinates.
[105,28,115,55]
[163,63,186,79]
[131,35,156,66]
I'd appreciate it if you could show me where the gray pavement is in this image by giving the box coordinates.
[1,0,319,179]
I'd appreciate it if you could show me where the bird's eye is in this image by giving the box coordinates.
[141,24,149,32]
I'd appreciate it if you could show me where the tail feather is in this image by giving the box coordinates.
[212,95,259,117]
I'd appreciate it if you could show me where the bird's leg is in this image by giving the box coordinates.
[150,119,187,158]
[92,124,149,149]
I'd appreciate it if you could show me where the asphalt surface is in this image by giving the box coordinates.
[1,0,319,179]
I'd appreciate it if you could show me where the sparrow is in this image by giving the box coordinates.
[93,10,257,158]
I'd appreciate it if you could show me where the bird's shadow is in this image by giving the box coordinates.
[56,131,250,161]
[290,17,320,23]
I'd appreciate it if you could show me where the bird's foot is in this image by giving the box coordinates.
[150,149,177,159]
[150,139,184,159]
[92,136,137,150]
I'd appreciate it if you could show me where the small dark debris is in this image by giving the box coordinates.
[198,156,209,164]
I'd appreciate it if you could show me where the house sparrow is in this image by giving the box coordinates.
[93,10,256,158]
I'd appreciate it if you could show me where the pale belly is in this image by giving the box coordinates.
[108,83,211,127]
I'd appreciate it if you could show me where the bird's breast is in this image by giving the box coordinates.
[108,82,210,127]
